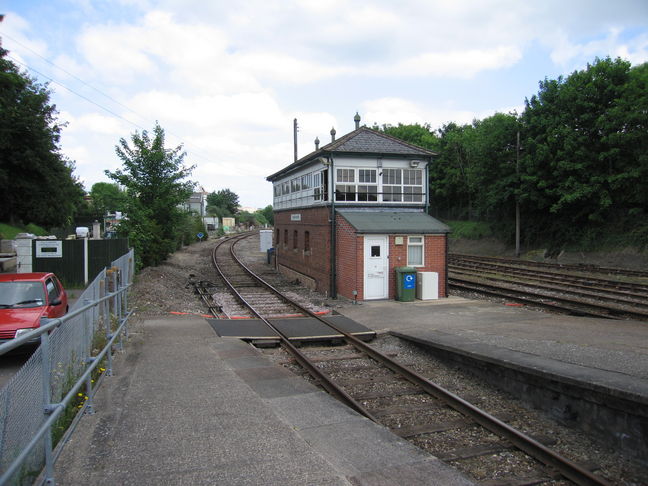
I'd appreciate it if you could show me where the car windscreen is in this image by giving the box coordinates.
[0,282,46,308]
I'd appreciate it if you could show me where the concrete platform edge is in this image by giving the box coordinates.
[390,329,648,406]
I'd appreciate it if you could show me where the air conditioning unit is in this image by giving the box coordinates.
[416,272,438,300]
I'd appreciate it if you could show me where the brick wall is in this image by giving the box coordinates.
[274,207,331,294]
[335,217,447,300]
[335,214,364,301]
[387,234,447,299]
[274,208,448,300]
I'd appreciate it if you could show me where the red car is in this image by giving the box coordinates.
[0,273,68,346]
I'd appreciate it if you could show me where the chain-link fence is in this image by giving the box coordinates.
[0,249,134,485]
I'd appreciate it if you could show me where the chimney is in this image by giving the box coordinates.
[354,112,361,129]
[314,136,320,150]
[330,127,336,143]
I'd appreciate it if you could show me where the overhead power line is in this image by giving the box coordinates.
[8,54,149,131]
[1,32,219,166]
[2,31,151,125]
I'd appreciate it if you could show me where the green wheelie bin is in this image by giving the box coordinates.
[395,267,417,302]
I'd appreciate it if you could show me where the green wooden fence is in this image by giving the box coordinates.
[32,239,130,287]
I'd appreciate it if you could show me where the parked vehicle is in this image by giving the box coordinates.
[0,273,68,346]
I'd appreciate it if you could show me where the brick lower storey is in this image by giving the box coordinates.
[274,208,447,301]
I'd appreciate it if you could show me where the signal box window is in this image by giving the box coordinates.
[407,236,424,266]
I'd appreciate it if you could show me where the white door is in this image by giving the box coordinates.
[364,235,388,299]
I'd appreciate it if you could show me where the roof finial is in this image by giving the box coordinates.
[354,112,361,129]
[330,127,336,142]
[314,136,320,150]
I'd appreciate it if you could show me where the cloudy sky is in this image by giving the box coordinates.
[2,1,647,209]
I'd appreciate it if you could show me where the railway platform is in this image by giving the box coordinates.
[51,290,648,483]
[53,315,474,485]
[339,296,648,382]
[339,296,648,462]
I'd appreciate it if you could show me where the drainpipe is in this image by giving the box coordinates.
[445,233,449,298]
[425,158,430,214]
[329,155,337,298]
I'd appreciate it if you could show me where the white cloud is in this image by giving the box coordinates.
[62,111,128,136]
[362,97,523,129]
[126,90,287,133]
[550,29,648,67]
[76,11,229,85]
[1,12,49,63]
[616,33,648,65]
[235,52,350,84]
[362,97,476,128]
[392,46,522,78]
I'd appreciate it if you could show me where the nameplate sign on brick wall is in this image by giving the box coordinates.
[291,214,302,222]
[36,240,63,258]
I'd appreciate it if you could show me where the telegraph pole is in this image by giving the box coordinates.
[515,130,521,258]
[293,118,298,162]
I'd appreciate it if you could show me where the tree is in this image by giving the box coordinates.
[469,113,520,233]
[520,57,646,250]
[89,182,127,219]
[429,122,478,220]
[236,210,257,228]
[106,122,195,269]
[0,47,85,227]
[258,205,274,226]
[376,123,439,150]
[207,189,239,216]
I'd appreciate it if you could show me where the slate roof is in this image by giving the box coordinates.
[338,210,450,234]
[267,127,438,181]
[326,127,436,155]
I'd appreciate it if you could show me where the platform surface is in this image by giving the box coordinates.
[207,314,376,341]
[338,296,648,399]
[54,316,471,485]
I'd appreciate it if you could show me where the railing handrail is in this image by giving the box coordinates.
[0,299,133,484]
[0,248,135,485]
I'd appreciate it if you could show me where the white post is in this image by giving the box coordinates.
[84,236,89,284]
[92,220,101,239]
[15,234,35,273]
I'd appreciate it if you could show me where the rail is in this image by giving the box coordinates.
[212,234,374,418]
[448,253,648,319]
[216,234,611,486]
[0,249,134,486]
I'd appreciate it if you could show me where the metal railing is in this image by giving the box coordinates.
[0,249,134,485]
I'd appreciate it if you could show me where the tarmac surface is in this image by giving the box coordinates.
[53,296,648,485]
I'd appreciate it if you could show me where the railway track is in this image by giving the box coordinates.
[207,233,613,486]
[450,253,648,279]
[448,254,648,320]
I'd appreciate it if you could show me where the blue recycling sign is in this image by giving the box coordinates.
[404,273,416,289]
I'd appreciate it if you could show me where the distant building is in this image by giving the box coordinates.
[239,206,259,213]
[103,211,125,237]
[222,217,235,232]
[267,114,449,301]
[184,186,208,216]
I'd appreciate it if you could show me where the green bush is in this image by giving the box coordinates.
[445,220,493,239]
[25,223,48,236]
[0,222,49,239]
